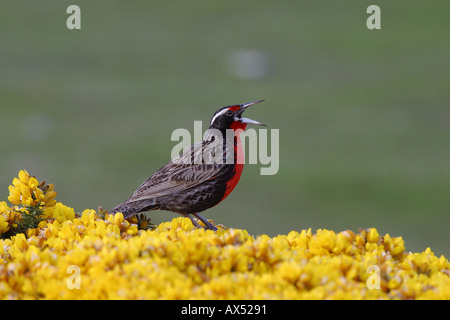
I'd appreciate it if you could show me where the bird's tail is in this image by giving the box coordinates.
[110,199,159,218]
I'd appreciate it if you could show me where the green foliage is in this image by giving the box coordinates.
[1,204,45,239]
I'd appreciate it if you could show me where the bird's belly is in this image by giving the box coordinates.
[159,178,226,214]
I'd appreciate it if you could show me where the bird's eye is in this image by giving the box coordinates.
[225,110,233,116]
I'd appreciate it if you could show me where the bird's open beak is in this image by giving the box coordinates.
[236,100,266,126]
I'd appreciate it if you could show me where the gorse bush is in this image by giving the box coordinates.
[0,170,448,299]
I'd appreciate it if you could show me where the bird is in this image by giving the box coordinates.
[110,100,265,231]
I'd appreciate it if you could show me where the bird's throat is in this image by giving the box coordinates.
[230,121,248,132]
[221,123,246,200]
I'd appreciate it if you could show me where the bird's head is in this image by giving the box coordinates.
[209,100,265,131]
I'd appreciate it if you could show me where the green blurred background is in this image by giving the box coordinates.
[1,1,449,256]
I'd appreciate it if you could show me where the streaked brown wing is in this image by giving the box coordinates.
[126,139,225,202]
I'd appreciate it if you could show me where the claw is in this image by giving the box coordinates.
[192,213,218,231]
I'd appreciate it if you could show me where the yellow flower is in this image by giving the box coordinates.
[1,170,449,300]
[366,228,379,243]
[0,202,11,234]
[0,215,9,235]
[8,170,57,208]
[0,201,23,236]
[43,202,75,223]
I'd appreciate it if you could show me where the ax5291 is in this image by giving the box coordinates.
[224,304,266,315]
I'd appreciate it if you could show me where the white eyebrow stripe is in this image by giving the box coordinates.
[210,108,229,126]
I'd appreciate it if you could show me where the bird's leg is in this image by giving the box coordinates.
[181,213,201,228]
[192,213,218,231]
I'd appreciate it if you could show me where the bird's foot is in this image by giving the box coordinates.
[182,213,217,231]
[192,213,218,232]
